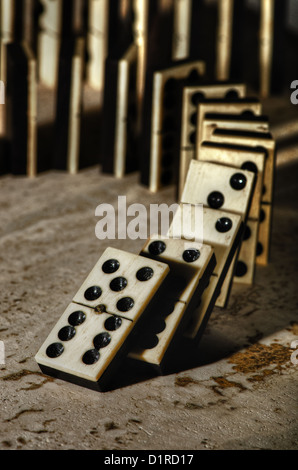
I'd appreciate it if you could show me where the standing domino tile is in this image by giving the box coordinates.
[180,84,247,150]
[194,100,263,160]
[132,0,173,129]
[35,247,169,391]
[199,112,269,151]
[259,0,274,98]
[181,160,255,306]
[198,143,266,221]
[0,0,15,82]
[198,142,266,284]
[172,0,192,61]
[205,128,276,266]
[168,204,243,339]
[86,0,108,92]
[179,87,261,197]
[101,43,138,177]
[37,0,63,88]
[140,60,206,192]
[181,160,255,219]
[215,0,234,81]
[128,236,216,371]
[206,129,275,205]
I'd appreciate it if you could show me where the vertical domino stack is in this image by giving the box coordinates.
[197,143,267,286]
[129,202,244,369]
[197,112,269,150]
[129,236,216,371]
[169,204,243,339]
[200,128,275,267]
[178,83,248,198]
[180,160,255,307]
[193,99,270,284]
[141,60,206,192]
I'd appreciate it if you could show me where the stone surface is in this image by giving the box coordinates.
[0,96,297,450]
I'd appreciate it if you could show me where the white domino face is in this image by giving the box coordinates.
[141,236,214,303]
[167,206,242,337]
[206,129,275,204]
[35,248,169,383]
[181,160,255,219]
[129,236,215,365]
[180,84,248,149]
[198,143,266,220]
[35,303,133,382]
[181,160,253,307]
[168,204,242,276]
[72,247,169,322]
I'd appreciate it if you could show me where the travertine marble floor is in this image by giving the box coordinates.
[0,96,297,450]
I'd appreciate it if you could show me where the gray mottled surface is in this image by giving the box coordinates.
[0,97,298,450]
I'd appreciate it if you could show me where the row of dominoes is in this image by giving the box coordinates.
[35,149,261,390]
[35,0,282,96]
[144,75,275,284]
[0,1,287,178]
[178,82,275,283]
[99,0,283,180]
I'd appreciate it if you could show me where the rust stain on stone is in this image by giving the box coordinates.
[211,376,246,395]
[20,379,51,391]
[175,376,199,387]
[228,343,292,376]
[1,369,45,381]
[247,369,276,383]
[1,369,54,391]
